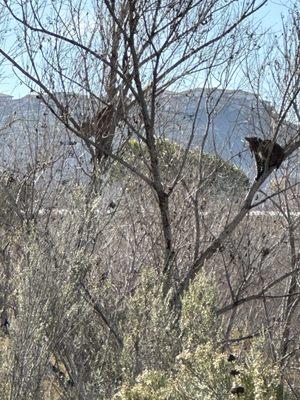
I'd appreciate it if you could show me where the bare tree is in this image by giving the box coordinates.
[0,1,299,398]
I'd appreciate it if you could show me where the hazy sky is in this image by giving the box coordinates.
[0,0,291,98]
[260,0,290,29]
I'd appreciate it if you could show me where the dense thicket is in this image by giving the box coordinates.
[0,0,299,399]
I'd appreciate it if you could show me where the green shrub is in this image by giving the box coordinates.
[116,272,286,400]
[180,271,218,349]
[113,138,248,195]
[114,370,172,400]
[237,339,281,400]
[120,270,178,381]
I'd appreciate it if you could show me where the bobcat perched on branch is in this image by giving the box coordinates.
[245,137,285,180]
[80,104,115,163]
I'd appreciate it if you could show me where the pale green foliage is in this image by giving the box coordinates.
[114,370,172,400]
[120,270,178,380]
[114,138,249,194]
[238,340,281,400]
[116,339,283,400]
[171,339,281,400]
[172,343,231,400]
[116,272,231,400]
[116,274,284,400]
[0,190,124,399]
[0,176,291,399]
[180,271,218,349]
[115,342,231,400]
[0,338,11,400]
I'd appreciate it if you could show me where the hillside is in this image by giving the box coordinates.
[0,89,283,179]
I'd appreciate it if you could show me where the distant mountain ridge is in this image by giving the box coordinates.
[0,89,296,181]
[157,88,278,171]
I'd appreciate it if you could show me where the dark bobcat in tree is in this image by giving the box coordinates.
[245,137,285,180]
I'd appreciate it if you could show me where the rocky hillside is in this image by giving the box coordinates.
[0,89,292,180]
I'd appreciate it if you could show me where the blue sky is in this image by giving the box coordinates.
[259,0,290,30]
[0,0,291,99]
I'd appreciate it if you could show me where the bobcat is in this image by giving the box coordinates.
[245,137,284,180]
